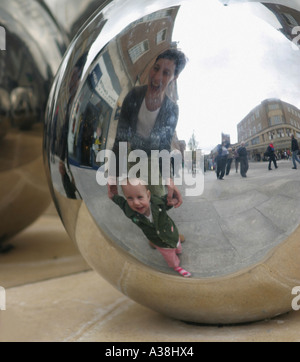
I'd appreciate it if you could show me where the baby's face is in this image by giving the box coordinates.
[122,183,151,216]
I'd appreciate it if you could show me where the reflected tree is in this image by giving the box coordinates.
[188,130,198,151]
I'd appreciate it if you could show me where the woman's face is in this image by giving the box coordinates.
[148,58,177,98]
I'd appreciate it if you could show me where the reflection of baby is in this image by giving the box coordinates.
[108,178,191,278]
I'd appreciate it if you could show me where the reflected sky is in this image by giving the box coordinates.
[172,0,300,153]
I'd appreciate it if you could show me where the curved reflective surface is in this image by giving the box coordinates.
[44,0,300,323]
[0,0,68,246]
[0,88,10,140]
[40,0,112,40]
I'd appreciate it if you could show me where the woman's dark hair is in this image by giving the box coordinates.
[156,48,187,77]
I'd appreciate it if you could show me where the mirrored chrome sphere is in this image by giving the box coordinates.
[40,0,112,40]
[44,0,300,324]
[0,0,68,247]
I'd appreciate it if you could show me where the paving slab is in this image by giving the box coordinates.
[0,204,90,288]
[1,270,300,342]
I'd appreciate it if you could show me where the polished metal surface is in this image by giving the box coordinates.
[44,0,300,323]
[40,0,112,40]
[0,88,10,140]
[0,0,68,247]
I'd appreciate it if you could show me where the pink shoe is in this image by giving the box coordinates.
[174,267,191,278]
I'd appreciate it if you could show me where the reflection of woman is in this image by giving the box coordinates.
[109,49,187,207]
[266,143,278,171]
[237,142,248,177]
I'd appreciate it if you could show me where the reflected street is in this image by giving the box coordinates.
[63,158,300,278]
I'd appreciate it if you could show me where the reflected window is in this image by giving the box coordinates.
[289,107,300,118]
[278,129,284,138]
[269,115,283,125]
[290,118,300,128]
[128,40,149,64]
[268,103,280,111]
[157,28,167,44]
[146,9,173,21]
[251,136,259,145]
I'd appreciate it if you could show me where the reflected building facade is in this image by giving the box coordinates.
[237,98,300,160]
[220,2,300,162]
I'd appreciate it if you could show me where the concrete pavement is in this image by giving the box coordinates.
[0,206,300,342]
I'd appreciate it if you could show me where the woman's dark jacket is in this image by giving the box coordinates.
[112,85,179,176]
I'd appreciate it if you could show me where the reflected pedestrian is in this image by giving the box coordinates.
[291,135,300,169]
[266,143,278,170]
[237,142,248,178]
[216,141,228,180]
[233,147,239,173]
[225,147,233,176]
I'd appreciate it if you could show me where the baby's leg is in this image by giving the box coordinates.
[175,240,182,254]
[155,247,180,268]
[155,246,191,277]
